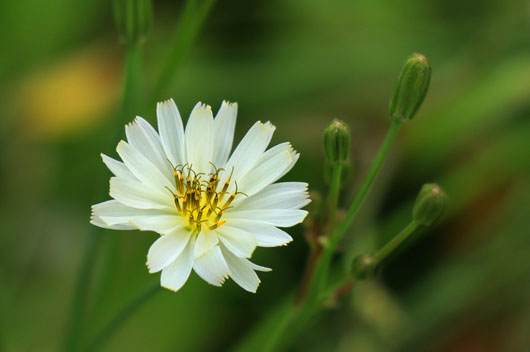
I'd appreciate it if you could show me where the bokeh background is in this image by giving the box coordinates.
[2,0,530,351]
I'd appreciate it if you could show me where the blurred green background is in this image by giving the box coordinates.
[1,0,530,351]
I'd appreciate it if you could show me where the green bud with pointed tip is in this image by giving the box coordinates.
[323,119,351,163]
[352,253,377,280]
[113,0,153,46]
[412,183,447,226]
[389,53,431,121]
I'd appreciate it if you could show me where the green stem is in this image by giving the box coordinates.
[119,44,142,127]
[322,162,343,289]
[84,284,160,352]
[62,44,142,352]
[295,163,342,304]
[308,119,402,304]
[327,163,343,237]
[153,0,216,100]
[262,120,402,352]
[373,220,420,266]
[232,294,295,352]
[270,221,420,352]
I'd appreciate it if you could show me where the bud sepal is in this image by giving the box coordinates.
[323,119,351,163]
[412,183,447,226]
[389,53,431,121]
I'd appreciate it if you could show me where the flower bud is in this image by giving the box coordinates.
[323,119,351,163]
[113,0,153,46]
[352,253,377,280]
[412,183,447,226]
[389,53,431,121]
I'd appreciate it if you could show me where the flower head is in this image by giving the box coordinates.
[91,99,309,292]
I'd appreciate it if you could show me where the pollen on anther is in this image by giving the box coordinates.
[166,164,241,232]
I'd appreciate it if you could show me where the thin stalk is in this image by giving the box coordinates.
[295,163,342,304]
[373,220,420,266]
[153,0,216,99]
[307,119,402,304]
[118,45,142,128]
[295,247,320,305]
[231,294,295,352]
[84,284,160,352]
[262,120,402,352]
[264,220,419,352]
[260,304,299,352]
[320,163,343,283]
[327,163,343,238]
[62,44,142,352]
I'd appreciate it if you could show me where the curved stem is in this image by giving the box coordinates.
[373,220,420,266]
[307,119,402,304]
[261,120,402,352]
[84,284,160,352]
[274,220,420,351]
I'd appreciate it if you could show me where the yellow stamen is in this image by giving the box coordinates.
[165,164,241,232]
[209,220,226,231]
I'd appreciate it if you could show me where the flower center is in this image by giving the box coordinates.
[166,163,244,233]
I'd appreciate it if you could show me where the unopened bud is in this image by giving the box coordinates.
[113,0,153,46]
[389,53,431,121]
[412,183,447,226]
[352,253,377,280]
[323,119,351,163]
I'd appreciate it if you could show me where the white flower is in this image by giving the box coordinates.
[91,99,310,293]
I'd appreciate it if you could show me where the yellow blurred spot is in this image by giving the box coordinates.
[17,45,121,139]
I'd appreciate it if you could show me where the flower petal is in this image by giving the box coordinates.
[215,225,257,258]
[236,142,299,197]
[212,101,237,167]
[157,99,186,166]
[95,202,174,224]
[219,244,262,293]
[91,200,135,229]
[109,177,172,209]
[192,246,230,287]
[185,103,215,175]
[235,182,309,210]
[247,262,272,272]
[125,215,181,234]
[161,237,195,292]
[224,209,308,228]
[223,219,293,247]
[116,140,174,191]
[91,200,168,230]
[194,231,219,258]
[147,227,190,273]
[222,121,275,184]
[125,116,173,180]
[90,211,136,230]
[101,154,136,180]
